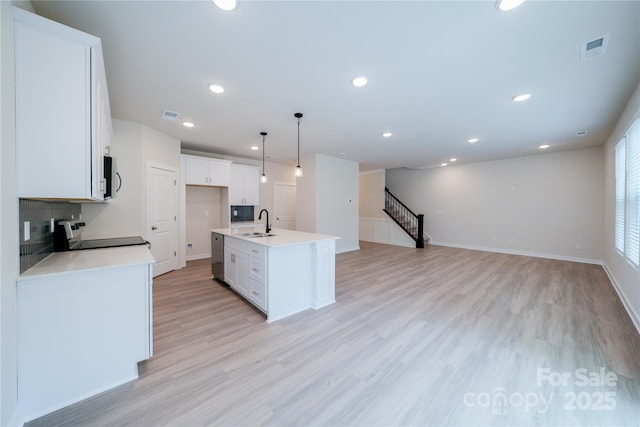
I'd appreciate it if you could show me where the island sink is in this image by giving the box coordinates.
[236,232,277,238]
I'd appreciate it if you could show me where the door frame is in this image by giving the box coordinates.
[145,161,179,275]
[273,181,296,230]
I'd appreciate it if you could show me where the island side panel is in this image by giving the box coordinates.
[312,240,336,309]
[266,244,314,323]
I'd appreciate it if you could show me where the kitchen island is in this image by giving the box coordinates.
[211,227,339,322]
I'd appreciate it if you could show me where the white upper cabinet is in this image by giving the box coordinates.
[14,8,112,201]
[183,155,231,187]
[229,164,260,205]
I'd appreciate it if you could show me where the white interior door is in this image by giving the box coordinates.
[273,183,296,230]
[146,164,178,277]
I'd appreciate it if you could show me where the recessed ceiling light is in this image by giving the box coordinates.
[468,138,479,143]
[449,158,457,162]
[496,0,526,11]
[209,84,225,94]
[441,162,448,167]
[352,76,368,87]
[212,0,237,11]
[250,146,259,151]
[512,93,532,102]
[382,132,392,138]
[182,121,195,128]
[538,144,550,149]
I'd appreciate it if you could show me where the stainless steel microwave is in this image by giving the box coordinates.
[103,156,119,199]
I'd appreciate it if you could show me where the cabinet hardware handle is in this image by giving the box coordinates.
[151,226,157,230]
[251,249,258,253]
[252,291,258,296]
[252,268,259,272]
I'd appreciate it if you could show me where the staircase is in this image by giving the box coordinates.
[383,187,427,248]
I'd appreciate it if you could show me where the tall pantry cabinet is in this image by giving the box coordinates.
[13,7,112,201]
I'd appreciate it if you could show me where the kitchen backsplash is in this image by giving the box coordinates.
[19,199,81,273]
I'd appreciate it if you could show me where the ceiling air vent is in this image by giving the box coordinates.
[161,110,180,121]
[580,34,609,61]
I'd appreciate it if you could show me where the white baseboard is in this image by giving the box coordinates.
[8,409,23,427]
[336,245,360,254]
[602,263,640,336]
[429,241,603,265]
[186,253,211,261]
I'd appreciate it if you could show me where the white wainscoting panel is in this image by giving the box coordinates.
[360,217,415,248]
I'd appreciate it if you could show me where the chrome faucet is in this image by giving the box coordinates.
[258,209,270,234]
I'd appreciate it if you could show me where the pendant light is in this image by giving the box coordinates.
[260,131,267,183]
[295,113,303,177]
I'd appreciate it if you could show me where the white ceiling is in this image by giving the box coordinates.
[32,0,640,171]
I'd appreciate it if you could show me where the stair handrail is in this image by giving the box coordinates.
[383,187,425,248]
[384,187,419,218]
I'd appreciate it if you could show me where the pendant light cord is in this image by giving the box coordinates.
[297,117,301,166]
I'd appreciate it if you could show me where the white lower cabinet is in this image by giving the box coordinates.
[224,238,266,311]
[17,262,152,422]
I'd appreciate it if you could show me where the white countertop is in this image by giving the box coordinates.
[211,227,339,248]
[19,246,155,280]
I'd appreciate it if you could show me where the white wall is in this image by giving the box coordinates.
[603,81,640,333]
[185,186,222,260]
[359,169,386,219]
[295,155,317,234]
[386,146,604,263]
[81,119,180,239]
[1,2,34,425]
[297,154,360,253]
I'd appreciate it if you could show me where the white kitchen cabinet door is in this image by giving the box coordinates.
[14,8,111,201]
[249,276,267,311]
[208,160,231,187]
[242,166,260,205]
[225,249,249,298]
[229,164,260,205]
[184,156,209,186]
[183,155,231,187]
[224,250,239,289]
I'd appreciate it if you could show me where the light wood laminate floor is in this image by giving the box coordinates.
[28,242,640,426]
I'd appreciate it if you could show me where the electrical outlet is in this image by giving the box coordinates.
[24,221,30,241]
[576,243,583,250]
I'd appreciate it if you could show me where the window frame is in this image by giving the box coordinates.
[614,116,640,269]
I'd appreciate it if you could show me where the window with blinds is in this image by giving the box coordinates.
[615,117,640,268]
[615,139,625,253]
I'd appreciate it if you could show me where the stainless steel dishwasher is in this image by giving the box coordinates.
[211,232,224,282]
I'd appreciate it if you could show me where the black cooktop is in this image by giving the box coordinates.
[72,236,148,250]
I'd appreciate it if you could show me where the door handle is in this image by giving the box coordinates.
[151,226,157,230]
